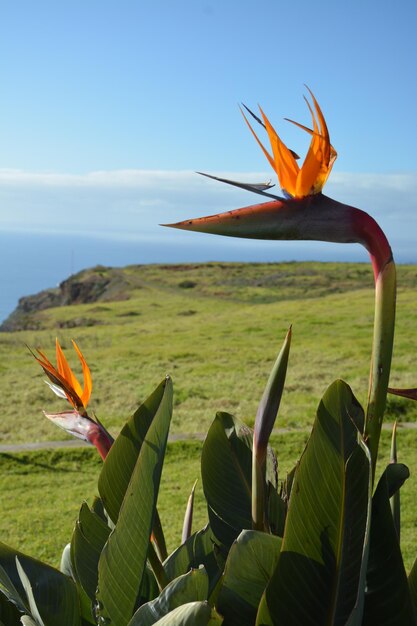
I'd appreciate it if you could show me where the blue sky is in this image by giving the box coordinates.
[0,0,416,262]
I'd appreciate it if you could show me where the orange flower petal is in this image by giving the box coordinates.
[240,107,277,174]
[34,349,83,410]
[305,86,331,160]
[259,107,299,196]
[72,340,93,407]
[295,98,325,196]
[55,339,84,400]
[243,89,337,198]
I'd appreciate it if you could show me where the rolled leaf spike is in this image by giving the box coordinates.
[252,328,291,531]
[182,480,198,544]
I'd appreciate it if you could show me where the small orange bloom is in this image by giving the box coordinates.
[33,338,92,414]
[242,87,337,198]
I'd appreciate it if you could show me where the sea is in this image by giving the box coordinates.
[0,229,413,324]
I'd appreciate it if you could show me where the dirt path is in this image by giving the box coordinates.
[1,422,416,453]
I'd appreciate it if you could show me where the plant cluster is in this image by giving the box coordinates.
[1,90,417,625]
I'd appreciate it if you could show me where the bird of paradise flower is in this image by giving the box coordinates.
[31,339,113,459]
[166,88,396,483]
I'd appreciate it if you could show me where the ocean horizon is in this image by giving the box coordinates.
[1,229,416,324]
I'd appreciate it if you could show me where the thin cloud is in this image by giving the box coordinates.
[0,167,415,191]
[0,169,416,262]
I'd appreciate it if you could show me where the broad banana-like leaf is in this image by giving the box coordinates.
[128,566,209,625]
[67,541,96,624]
[96,376,173,625]
[256,380,370,625]
[267,483,286,537]
[201,413,253,548]
[164,525,220,590]
[71,502,111,601]
[91,496,108,523]
[217,530,281,625]
[363,463,416,624]
[60,498,112,624]
[280,464,296,505]
[201,413,277,549]
[150,601,223,625]
[98,378,168,558]
[0,542,80,626]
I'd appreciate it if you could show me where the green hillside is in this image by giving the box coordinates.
[1,261,416,445]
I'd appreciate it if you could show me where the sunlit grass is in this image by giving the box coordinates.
[1,262,416,444]
[1,429,417,571]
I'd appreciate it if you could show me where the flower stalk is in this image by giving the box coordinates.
[252,328,291,531]
[364,258,396,479]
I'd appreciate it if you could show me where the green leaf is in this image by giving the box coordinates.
[202,413,279,549]
[71,502,111,601]
[16,558,45,626]
[201,413,253,548]
[99,378,167,523]
[91,497,110,527]
[217,530,281,625]
[256,380,371,625]
[137,566,160,607]
[363,463,416,624]
[151,601,223,625]
[164,525,220,590]
[96,376,173,625]
[344,438,373,626]
[98,378,169,560]
[0,542,80,626]
[62,539,96,624]
[128,567,209,625]
[267,483,286,537]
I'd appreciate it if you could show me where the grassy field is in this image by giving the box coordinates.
[1,430,417,571]
[1,261,417,571]
[1,262,417,444]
